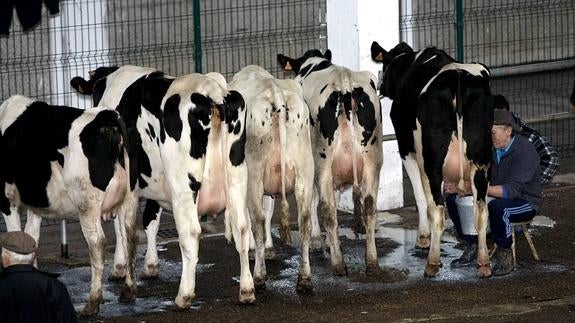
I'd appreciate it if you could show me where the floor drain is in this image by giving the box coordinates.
[157,228,178,239]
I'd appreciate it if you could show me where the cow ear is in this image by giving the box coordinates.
[277,54,297,73]
[324,49,332,61]
[371,41,386,62]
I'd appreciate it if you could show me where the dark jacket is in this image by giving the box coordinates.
[491,135,542,211]
[0,264,78,323]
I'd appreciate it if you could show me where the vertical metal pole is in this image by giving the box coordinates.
[455,0,464,62]
[61,220,69,259]
[193,0,203,73]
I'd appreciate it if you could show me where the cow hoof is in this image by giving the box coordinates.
[109,265,127,281]
[80,296,103,317]
[332,263,348,276]
[477,263,492,278]
[239,288,256,304]
[174,295,194,310]
[119,285,137,303]
[424,262,441,277]
[140,264,160,280]
[296,275,313,293]
[365,263,380,276]
[415,235,431,249]
[254,276,267,290]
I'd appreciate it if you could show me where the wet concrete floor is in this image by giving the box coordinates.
[36,206,573,322]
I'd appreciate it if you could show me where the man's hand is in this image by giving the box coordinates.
[444,181,472,195]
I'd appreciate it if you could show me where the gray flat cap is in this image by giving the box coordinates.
[0,231,37,254]
[493,109,521,132]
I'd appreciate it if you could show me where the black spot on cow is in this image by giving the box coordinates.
[188,174,201,192]
[188,93,212,159]
[318,91,339,145]
[308,110,315,127]
[233,120,242,135]
[92,79,107,106]
[353,87,376,146]
[320,84,328,94]
[319,152,326,159]
[142,200,161,230]
[370,136,377,145]
[229,127,246,166]
[277,49,331,76]
[80,110,125,192]
[224,91,243,122]
[188,174,201,203]
[148,122,156,139]
[369,79,376,91]
[141,72,174,144]
[297,113,300,119]
[1,101,83,208]
[298,60,333,79]
[163,94,183,141]
[262,120,265,127]
[473,169,489,202]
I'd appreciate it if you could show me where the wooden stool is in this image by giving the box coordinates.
[510,221,540,266]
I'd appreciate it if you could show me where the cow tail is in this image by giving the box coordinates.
[273,83,292,244]
[456,70,466,194]
[346,75,364,235]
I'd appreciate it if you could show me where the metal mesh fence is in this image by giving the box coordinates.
[0,0,327,108]
[0,0,326,230]
[400,0,575,157]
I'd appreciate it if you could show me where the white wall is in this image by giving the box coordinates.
[327,0,404,211]
[49,0,109,108]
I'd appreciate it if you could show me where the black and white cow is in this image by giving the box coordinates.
[230,65,315,290]
[71,66,255,308]
[0,95,137,316]
[277,50,383,275]
[72,65,166,280]
[371,42,493,277]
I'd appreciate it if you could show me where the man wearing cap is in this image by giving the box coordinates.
[487,109,542,275]
[492,94,559,185]
[0,231,78,323]
[445,109,542,276]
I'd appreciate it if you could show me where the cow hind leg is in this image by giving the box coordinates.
[472,166,492,278]
[262,195,276,257]
[226,174,255,303]
[295,175,314,292]
[403,154,430,249]
[319,175,347,276]
[78,211,107,316]
[424,203,445,277]
[248,185,268,290]
[310,185,322,250]
[24,210,42,244]
[228,202,256,303]
[116,194,138,303]
[141,200,162,279]
[109,217,127,281]
[172,193,202,310]
[362,160,381,275]
[3,205,22,232]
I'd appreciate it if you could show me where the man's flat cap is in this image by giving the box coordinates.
[0,231,37,254]
[493,109,521,132]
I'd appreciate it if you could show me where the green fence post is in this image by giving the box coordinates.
[455,0,464,62]
[193,0,203,73]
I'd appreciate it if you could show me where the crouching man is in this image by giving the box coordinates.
[0,231,78,322]
[445,109,542,276]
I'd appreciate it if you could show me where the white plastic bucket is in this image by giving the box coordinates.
[455,195,494,235]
